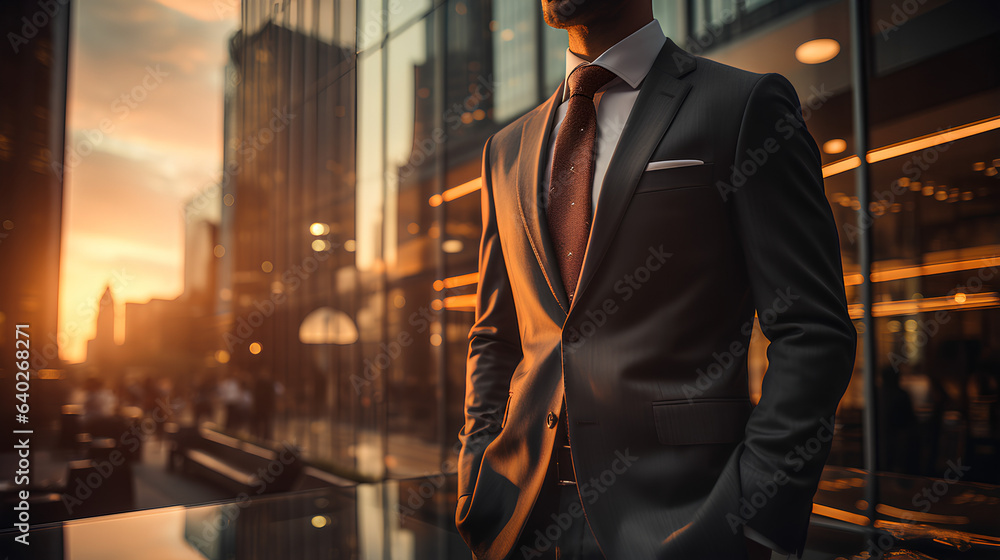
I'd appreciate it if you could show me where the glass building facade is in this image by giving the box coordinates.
[0,0,72,450]
[220,0,1000,552]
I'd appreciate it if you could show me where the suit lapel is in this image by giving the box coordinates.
[516,83,570,313]
[572,40,695,309]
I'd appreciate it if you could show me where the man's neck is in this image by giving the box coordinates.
[565,10,653,62]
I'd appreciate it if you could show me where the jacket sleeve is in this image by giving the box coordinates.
[456,135,523,502]
[729,73,858,556]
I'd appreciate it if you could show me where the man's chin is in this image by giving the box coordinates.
[542,0,616,29]
[542,0,588,29]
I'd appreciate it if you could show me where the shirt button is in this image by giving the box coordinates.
[546,412,558,429]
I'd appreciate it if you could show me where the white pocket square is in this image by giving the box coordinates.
[644,159,704,171]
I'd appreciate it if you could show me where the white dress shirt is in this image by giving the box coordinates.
[542,19,791,560]
[542,19,665,217]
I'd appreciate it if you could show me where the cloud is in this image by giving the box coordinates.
[151,0,237,22]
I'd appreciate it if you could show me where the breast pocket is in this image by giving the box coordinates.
[634,163,714,195]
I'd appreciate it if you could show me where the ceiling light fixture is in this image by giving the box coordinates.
[795,38,840,64]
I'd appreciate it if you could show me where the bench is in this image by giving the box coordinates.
[170,425,303,496]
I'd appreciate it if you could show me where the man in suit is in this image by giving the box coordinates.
[455,1,857,558]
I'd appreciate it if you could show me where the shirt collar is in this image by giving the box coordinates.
[561,19,666,102]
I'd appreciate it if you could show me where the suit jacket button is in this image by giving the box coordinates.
[546,412,558,429]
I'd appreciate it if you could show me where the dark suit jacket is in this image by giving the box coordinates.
[455,38,857,560]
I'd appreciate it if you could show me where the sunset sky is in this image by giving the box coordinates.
[59,0,238,362]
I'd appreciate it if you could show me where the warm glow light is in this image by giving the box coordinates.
[442,239,464,253]
[843,273,864,286]
[867,115,1000,163]
[848,292,999,319]
[311,515,329,528]
[261,261,273,273]
[440,272,478,289]
[822,156,861,178]
[425,118,999,200]
[311,239,331,252]
[343,239,356,252]
[215,350,230,363]
[38,369,63,379]
[870,255,1000,283]
[214,244,225,258]
[249,342,262,354]
[795,38,840,64]
[874,504,969,525]
[310,222,329,236]
[298,307,359,345]
[822,138,847,154]
[821,115,1000,179]
[429,178,481,207]
[450,253,997,301]
[443,294,477,310]
[811,503,870,526]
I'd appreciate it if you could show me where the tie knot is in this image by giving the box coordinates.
[568,64,617,99]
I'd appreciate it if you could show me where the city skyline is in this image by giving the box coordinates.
[58,0,237,362]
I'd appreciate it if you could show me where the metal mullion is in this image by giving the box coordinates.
[849,0,878,528]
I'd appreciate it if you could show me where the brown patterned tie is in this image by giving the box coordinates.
[547,64,618,302]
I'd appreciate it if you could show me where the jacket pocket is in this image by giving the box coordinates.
[634,162,714,194]
[652,398,751,445]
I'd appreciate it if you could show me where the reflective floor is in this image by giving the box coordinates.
[4,467,1000,560]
